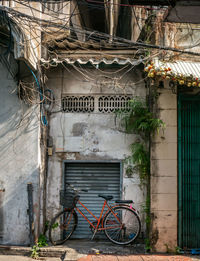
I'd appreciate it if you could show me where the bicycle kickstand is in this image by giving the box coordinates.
[91,229,97,240]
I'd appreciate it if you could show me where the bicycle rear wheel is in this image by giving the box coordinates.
[103,206,141,245]
[49,209,78,245]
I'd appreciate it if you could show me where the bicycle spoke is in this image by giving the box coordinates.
[103,206,141,245]
[49,210,77,245]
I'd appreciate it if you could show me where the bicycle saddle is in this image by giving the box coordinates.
[115,200,133,204]
[98,194,113,201]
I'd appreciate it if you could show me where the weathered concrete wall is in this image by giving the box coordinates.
[155,14,200,60]
[0,58,40,245]
[151,82,177,252]
[45,65,147,233]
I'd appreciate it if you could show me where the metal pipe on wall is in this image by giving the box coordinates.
[27,183,34,247]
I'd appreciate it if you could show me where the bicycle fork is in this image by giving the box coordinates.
[91,228,98,240]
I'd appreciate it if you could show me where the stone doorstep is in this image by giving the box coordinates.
[0,241,145,259]
[0,245,66,258]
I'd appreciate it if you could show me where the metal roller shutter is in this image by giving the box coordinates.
[64,162,121,239]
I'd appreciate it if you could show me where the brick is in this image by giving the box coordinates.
[151,142,177,160]
[158,109,177,127]
[151,159,177,177]
[157,92,177,110]
[153,228,178,252]
[151,210,177,229]
[152,127,177,143]
[151,193,177,211]
[151,176,177,194]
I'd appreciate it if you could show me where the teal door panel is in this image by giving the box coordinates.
[178,95,200,248]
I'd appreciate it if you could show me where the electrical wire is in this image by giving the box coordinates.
[2,4,200,56]
[25,63,48,125]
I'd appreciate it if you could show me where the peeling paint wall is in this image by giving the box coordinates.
[155,13,200,58]
[45,65,147,234]
[0,58,40,245]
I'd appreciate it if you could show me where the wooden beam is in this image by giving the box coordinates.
[70,0,85,41]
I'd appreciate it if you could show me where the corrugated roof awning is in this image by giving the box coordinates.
[145,59,200,87]
[154,59,200,78]
[41,57,144,66]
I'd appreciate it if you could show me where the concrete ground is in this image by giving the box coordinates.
[0,254,199,261]
[0,256,60,261]
[0,240,200,261]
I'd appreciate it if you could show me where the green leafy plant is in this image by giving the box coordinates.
[31,243,40,259]
[38,234,48,247]
[31,234,48,259]
[145,238,151,252]
[175,246,181,254]
[117,98,164,137]
[143,196,150,225]
[52,222,59,229]
[129,143,150,183]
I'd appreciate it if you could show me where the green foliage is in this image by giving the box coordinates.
[52,222,59,229]
[126,143,150,183]
[143,196,150,225]
[118,98,164,182]
[175,246,183,254]
[145,238,151,251]
[117,98,165,137]
[117,97,165,251]
[38,234,48,247]
[31,234,48,259]
[31,244,39,259]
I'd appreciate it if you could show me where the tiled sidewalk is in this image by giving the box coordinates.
[78,254,199,261]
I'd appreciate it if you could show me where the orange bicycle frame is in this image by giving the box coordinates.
[75,199,122,231]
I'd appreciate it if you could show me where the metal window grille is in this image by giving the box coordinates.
[98,95,131,113]
[62,95,132,113]
[62,96,95,112]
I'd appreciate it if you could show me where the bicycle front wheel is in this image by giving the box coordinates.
[103,206,141,245]
[49,209,78,245]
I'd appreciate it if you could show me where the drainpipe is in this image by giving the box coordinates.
[27,183,34,247]
[43,114,50,235]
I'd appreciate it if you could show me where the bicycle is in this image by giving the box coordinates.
[49,183,141,246]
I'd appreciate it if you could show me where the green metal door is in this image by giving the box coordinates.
[178,95,200,248]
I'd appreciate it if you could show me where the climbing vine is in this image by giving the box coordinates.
[117,98,164,182]
[116,97,165,250]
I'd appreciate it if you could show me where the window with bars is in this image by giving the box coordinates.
[98,95,131,113]
[62,96,95,112]
[62,95,132,113]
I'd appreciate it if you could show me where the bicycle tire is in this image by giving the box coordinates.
[49,209,78,245]
[103,206,141,245]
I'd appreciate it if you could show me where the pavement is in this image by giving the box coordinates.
[0,240,200,261]
[78,255,200,261]
[0,256,60,261]
[0,254,199,261]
